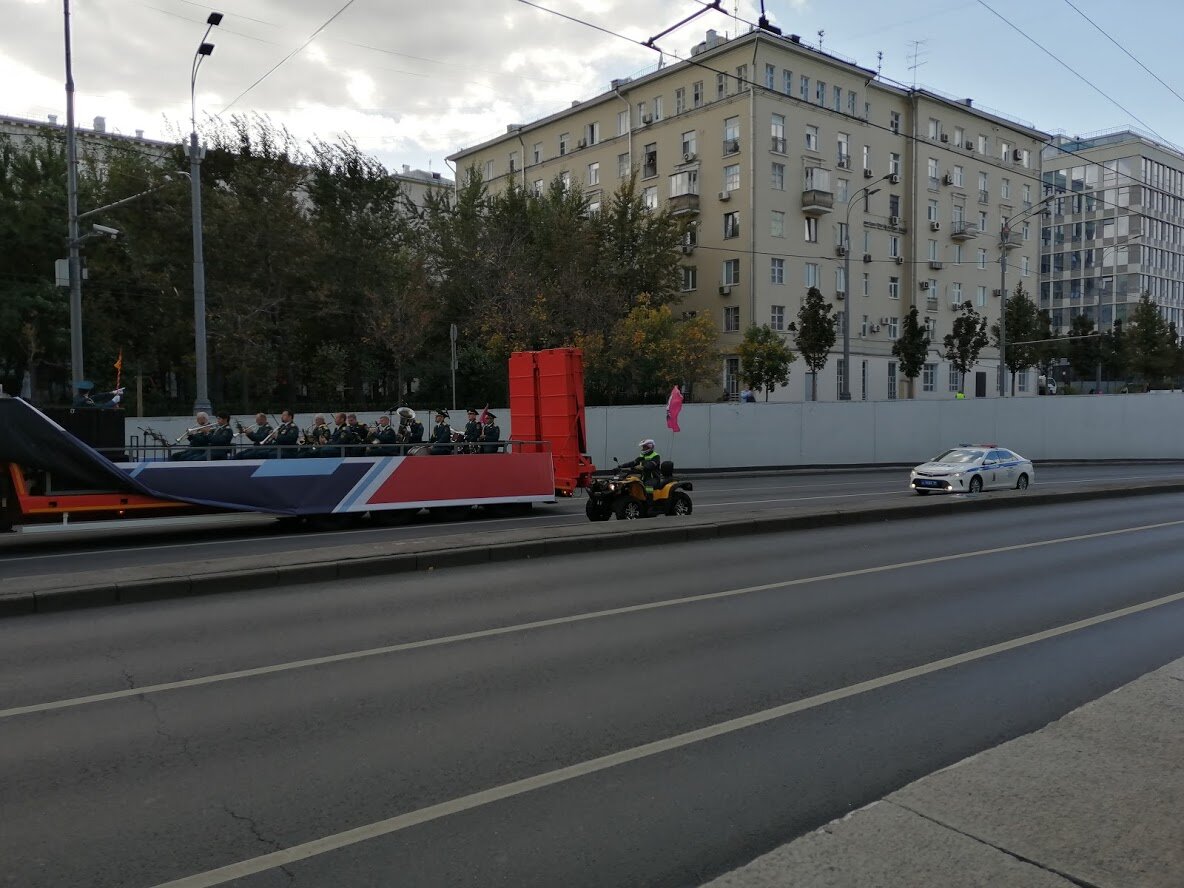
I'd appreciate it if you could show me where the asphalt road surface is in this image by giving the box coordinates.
[3,493,1184,887]
[3,463,1184,580]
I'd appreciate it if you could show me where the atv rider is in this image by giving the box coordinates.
[623,438,663,502]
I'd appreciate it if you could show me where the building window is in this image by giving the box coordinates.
[927,157,940,189]
[483,159,495,180]
[928,239,938,261]
[771,210,785,237]
[682,130,697,157]
[805,124,819,152]
[586,162,600,186]
[978,134,988,154]
[837,132,850,166]
[771,162,785,190]
[532,142,542,164]
[724,116,741,153]
[1018,370,1030,392]
[833,84,842,111]
[642,143,658,178]
[723,163,741,192]
[681,266,697,291]
[951,282,963,304]
[782,69,792,94]
[836,266,847,293]
[723,259,740,285]
[889,236,900,258]
[509,150,519,173]
[675,88,685,115]
[976,285,987,306]
[889,194,900,217]
[1000,140,1012,162]
[862,273,870,297]
[848,90,858,115]
[717,72,727,99]
[800,74,810,100]
[771,305,785,330]
[862,145,870,171]
[532,179,543,196]
[804,217,818,242]
[765,63,776,89]
[1022,255,1030,276]
[928,199,939,221]
[888,316,899,338]
[559,133,569,156]
[771,114,786,153]
[653,96,663,121]
[836,178,849,203]
[888,361,898,400]
[642,185,657,209]
[890,152,902,175]
[890,111,901,134]
[618,153,630,179]
[771,257,785,285]
[816,80,826,103]
[1001,177,1010,199]
[804,262,819,287]
[617,111,628,136]
[953,165,964,187]
[693,80,704,107]
[949,365,961,393]
[724,306,740,332]
[585,122,600,145]
[669,169,698,197]
[954,126,964,146]
[560,170,572,191]
[923,362,936,392]
[725,357,740,398]
[587,199,600,215]
[977,248,988,269]
[724,211,740,239]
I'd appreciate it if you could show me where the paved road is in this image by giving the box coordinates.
[4,463,1183,580]
[3,494,1184,887]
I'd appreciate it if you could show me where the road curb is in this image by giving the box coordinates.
[9,481,1184,618]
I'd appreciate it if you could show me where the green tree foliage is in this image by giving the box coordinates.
[794,287,836,401]
[1065,313,1100,386]
[891,305,930,398]
[990,282,1043,395]
[738,325,796,401]
[1125,294,1177,389]
[943,302,989,393]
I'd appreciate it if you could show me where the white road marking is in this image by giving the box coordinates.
[149,583,1184,888]
[6,518,1184,723]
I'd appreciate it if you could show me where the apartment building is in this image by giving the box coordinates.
[450,28,1049,401]
[1040,129,1184,333]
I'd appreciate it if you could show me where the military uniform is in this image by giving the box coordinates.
[429,412,453,455]
[208,420,235,460]
[367,421,400,457]
[479,415,501,454]
[274,419,300,457]
[463,413,481,453]
[328,421,362,457]
[170,424,214,461]
[235,422,275,459]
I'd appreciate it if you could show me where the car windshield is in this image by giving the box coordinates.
[932,449,983,464]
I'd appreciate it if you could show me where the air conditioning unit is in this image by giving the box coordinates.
[992,288,1004,297]
[863,169,874,179]
[919,281,931,291]
[889,174,901,185]
[577,138,588,149]
[719,285,732,296]
[683,152,697,163]
[949,300,963,310]
[835,290,846,300]
[940,133,950,143]
[862,253,873,263]
[942,173,953,186]
[929,260,944,270]
[930,221,941,231]
[718,191,731,201]
[1012,149,1023,161]
[894,256,905,265]
[835,245,848,257]
[680,245,695,254]
[965,140,975,150]
[642,114,654,125]
[889,215,901,226]
[870,324,881,333]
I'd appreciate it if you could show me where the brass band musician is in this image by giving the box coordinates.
[366,415,400,456]
[169,412,214,461]
[463,408,481,454]
[234,413,274,459]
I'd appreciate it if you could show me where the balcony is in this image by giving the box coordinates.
[978,189,990,204]
[801,188,834,215]
[667,193,700,216]
[723,138,741,155]
[951,221,980,241]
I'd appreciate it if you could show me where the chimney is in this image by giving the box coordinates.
[93,116,106,132]
[135,129,144,138]
[705,29,718,47]
[48,114,58,125]
[402,164,410,174]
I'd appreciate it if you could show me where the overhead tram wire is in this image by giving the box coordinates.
[1060,0,1184,112]
[220,0,360,117]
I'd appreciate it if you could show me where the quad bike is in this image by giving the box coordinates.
[585,459,694,521]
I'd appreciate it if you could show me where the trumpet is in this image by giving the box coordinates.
[235,421,263,439]
[175,424,211,444]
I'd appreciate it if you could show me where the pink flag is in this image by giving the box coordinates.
[666,385,683,433]
[478,404,490,423]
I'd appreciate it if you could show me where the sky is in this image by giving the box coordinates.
[4,0,1184,179]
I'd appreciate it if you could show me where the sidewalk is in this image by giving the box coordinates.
[703,656,1184,888]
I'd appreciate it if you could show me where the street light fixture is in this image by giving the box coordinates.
[190,11,222,413]
[840,174,891,400]
[998,192,1057,396]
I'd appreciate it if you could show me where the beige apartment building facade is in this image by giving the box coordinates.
[1040,129,1184,334]
[451,28,1049,401]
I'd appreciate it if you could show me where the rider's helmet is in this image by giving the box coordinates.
[639,438,656,454]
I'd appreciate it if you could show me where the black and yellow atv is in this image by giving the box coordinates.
[585,459,694,521]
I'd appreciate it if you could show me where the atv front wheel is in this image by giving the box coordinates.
[614,497,646,520]
[585,499,612,521]
[667,491,693,516]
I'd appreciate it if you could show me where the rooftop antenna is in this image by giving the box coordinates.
[876,50,884,79]
[907,39,929,89]
[817,29,824,51]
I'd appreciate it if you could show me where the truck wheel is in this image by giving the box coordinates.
[667,491,693,516]
[614,498,645,520]
[585,500,612,522]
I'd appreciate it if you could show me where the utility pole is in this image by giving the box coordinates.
[63,0,84,390]
[190,13,221,413]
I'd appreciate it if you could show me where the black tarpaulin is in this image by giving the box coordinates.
[0,396,154,496]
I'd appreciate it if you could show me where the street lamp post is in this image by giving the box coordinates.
[63,0,84,390]
[998,193,1057,396]
[840,174,889,400]
[190,12,222,413]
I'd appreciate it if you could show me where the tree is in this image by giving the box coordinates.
[892,306,929,398]
[991,282,1043,395]
[1100,318,1128,387]
[1126,294,1176,389]
[1065,313,1100,389]
[738,325,796,401]
[943,302,989,394]
[795,287,836,401]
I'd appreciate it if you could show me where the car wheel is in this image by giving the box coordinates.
[1015,473,1029,491]
[668,491,693,516]
[585,499,612,522]
[614,497,645,520]
[969,475,983,494]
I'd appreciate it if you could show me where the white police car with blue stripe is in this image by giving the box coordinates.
[909,445,1035,495]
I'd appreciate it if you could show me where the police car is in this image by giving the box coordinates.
[909,445,1035,495]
